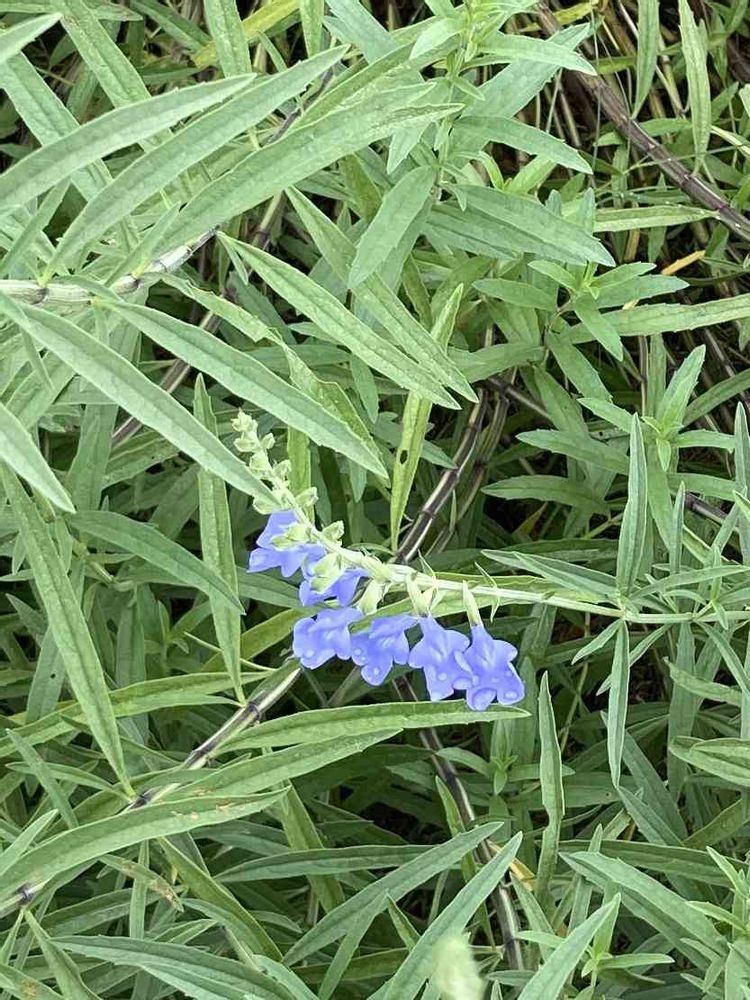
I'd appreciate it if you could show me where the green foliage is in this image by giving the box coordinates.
[2,0,750,997]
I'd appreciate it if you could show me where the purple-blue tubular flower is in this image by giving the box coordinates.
[247,510,324,578]
[293,607,363,669]
[351,614,416,686]
[454,625,523,710]
[408,616,470,701]
[299,565,369,608]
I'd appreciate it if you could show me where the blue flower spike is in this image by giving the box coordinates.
[408,616,470,701]
[299,565,369,608]
[247,510,323,578]
[293,607,364,669]
[351,614,416,686]
[454,625,523,710]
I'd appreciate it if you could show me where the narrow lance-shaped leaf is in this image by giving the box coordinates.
[607,622,631,789]
[678,0,711,166]
[0,14,59,66]
[536,674,564,908]
[0,467,129,789]
[517,898,620,1000]
[203,0,252,75]
[108,300,385,475]
[231,244,457,407]
[0,399,74,512]
[616,416,648,596]
[50,48,344,270]
[351,166,434,286]
[0,77,246,208]
[286,187,473,399]
[67,510,243,612]
[1,302,275,505]
[634,0,659,115]
[163,84,456,249]
[380,833,523,1000]
[194,378,243,701]
[0,791,286,903]
[285,822,505,963]
[25,912,102,1000]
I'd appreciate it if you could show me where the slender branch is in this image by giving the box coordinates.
[0,229,217,306]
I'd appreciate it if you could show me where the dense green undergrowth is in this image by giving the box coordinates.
[3,0,750,996]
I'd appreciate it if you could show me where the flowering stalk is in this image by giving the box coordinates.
[235,412,526,709]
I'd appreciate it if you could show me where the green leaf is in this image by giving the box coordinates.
[164,84,456,248]
[234,700,525,749]
[351,166,434,285]
[229,244,456,407]
[571,294,750,343]
[594,205,717,231]
[484,33,595,73]
[0,810,57,881]
[678,0,711,166]
[25,912,102,1000]
[380,834,522,1000]
[0,14,58,65]
[67,510,241,612]
[203,0,252,75]
[390,286,461,548]
[285,822,504,963]
[50,50,343,270]
[657,345,705,433]
[484,474,609,511]
[455,116,591,173]
[1,467,129,789]
[158,839,282,960]
[451,187,613,267]
[517,898,620,999]
[562,851,723,964]
[0,77,245,208]
[0,398,74,512]
[108,301,385,475]
[3,303,275,505]
[194,379,242,701]
[670,737,750,787]
[193,0,299,68]
[58,937,294,1000]
[634,0,659,115]
[607,623,630,789]
[0,964,63,1000]
[0,792,285,904]
[286,187,473,399]
[536,675,563,908]
[517,429,628,475]
[616,417,648,595]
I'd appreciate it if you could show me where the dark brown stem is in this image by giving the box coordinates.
[394,394,489,563]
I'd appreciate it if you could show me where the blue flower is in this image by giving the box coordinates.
[351,614,416,686]
[408,616,470,701]
[247,510,324,578]
[293,607,363,669]
[299,565,369,607]
[454,625,523,710]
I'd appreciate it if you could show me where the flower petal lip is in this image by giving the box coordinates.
[351,613,415,686]
[292,607,363,669]
[453,625,523,708]
[408,616,469,701]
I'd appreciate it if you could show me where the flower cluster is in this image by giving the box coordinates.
[248,510,524,709]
